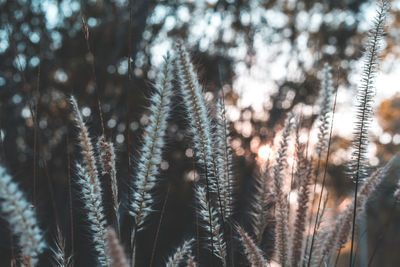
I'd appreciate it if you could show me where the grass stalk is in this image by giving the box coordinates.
[349,2,388,264]
[149,184,171,267]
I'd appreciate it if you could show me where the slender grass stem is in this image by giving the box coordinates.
[67,137,75,267]
[131,227,138,267]
[149,184,171,267]
[307,86,338,267]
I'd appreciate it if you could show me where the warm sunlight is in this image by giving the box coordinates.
[337,197,352,213]
[258,144,273,161]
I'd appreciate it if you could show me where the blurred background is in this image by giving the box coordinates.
[1,0,400,266]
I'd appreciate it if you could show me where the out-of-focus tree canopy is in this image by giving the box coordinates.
[1,0,400,172]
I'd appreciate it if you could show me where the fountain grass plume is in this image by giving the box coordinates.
[195,186,226,265]
[349,0,388,184]
[251,163,273,245]
[70,96,109,265]
[273,111,295,266]
[130,55,174,230]
[348,1,388,263]
[50,225,71,267]
[76,164,109,266]
[291,157,313,266]
[0,165,45,266]
[165,238,194,267]
[316,63,334,157]
[236,225,268,267]
[70,96,100,189]
[176,42,227,261]
[97,136,120,234]
[106,228,129,267]
[175,41,219,194]
[215,100,234,218]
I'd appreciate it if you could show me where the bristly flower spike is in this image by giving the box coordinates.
[165,239,194,267]
[175,42,227,260]
[70,96,109,266]
[215,100,234,218]
[75,164,109,266]
[236,225,268,267]
[175,42,221,194]
[349,0,388,184]
[273,111,295,266]
[291,156,313,266]
[316,63,334,157]
[195,186,227,265]
[97,136,120,234]
[251,162,273,245]
[70,96,100,188]
[130,54,174,230]
[348,1,388,264]
[0,165,46,266]
[50,225,71,267]
[106,227,129,267]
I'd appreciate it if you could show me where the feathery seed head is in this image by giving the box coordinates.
[236,225,268,267]
[316,63,334,157]
[69,95,100,188]
[97,136,116,176]
[130,55,174,229]
[50,226,71,267]
[97,136,120,231]
[195,186,226,263]
[346,3,388,262]
[251,165,274,245]
[165,238,194,267]
[75,164,109,266]
[0,166,45,266]
[273,111,295,200]
[272,111,295,266]
[349,0,388,184]
[70,96,109,265]
[106,228,129,267]
[215,99,234,218]
[291,160,313,266]
[175,42,217,192]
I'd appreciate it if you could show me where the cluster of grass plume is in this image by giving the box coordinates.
[1,1,399,267]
